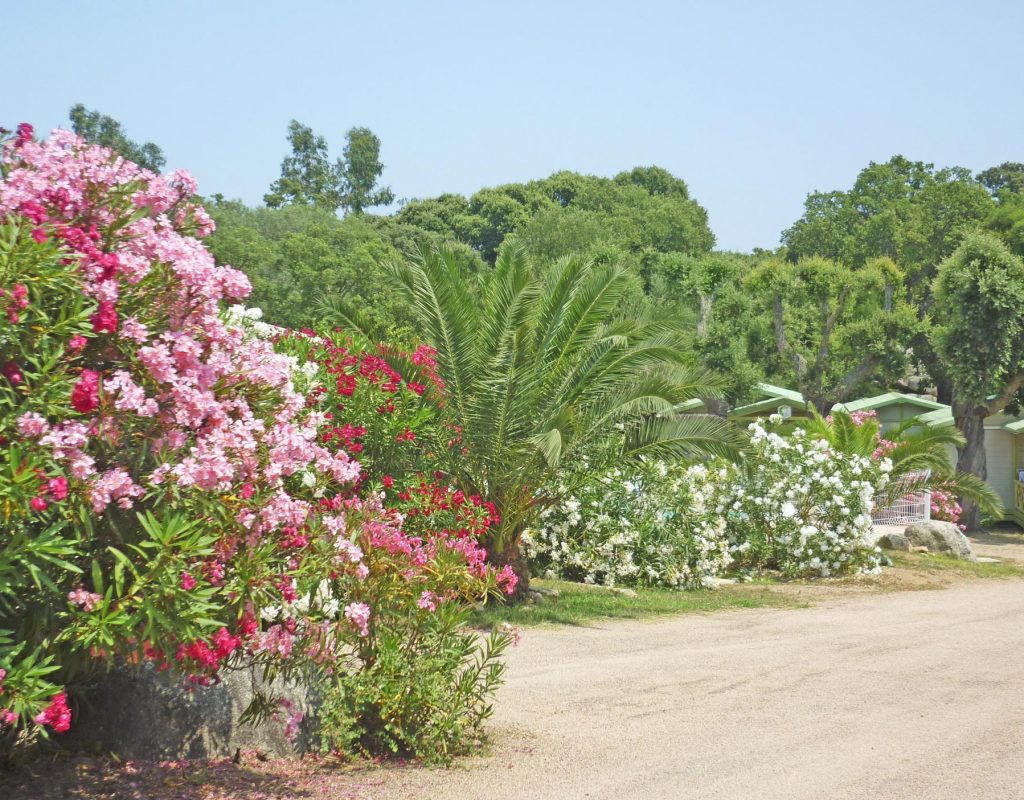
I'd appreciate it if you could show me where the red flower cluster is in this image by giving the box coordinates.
[33,691,71,733]
[89,300,118,334]
[70,369,100,413]
[2,360,23,386]
[321,422,367,454]
[29,472,70,513]
[174,627,242,684]
[14,123,33,148]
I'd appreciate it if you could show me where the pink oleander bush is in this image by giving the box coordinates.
[0,125,512,764]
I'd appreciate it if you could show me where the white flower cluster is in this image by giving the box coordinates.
[523,461,731,589]
[224,304,278,340]
[721,420,890,577]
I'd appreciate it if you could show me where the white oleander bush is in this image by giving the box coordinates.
[722,417,890,577]
[523,460,731,589]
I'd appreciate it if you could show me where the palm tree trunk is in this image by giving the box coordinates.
[486,531,530,601]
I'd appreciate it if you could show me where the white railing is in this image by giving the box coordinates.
[872,471,931,525]
[872,490,931,525]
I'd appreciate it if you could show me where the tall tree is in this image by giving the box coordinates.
[932,232,1024,530]
[68,104,165,172]
[264,120,343,210]
[265,122,393,215]
[338,127,394,214]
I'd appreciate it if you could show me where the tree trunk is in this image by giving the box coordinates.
[934,375,954,406]
[806,395,834,417]
[953,402,987,531]
[486,531,530,601]
[696,293,714,339]
[702,396,730,418]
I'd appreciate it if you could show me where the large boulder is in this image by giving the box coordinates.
[63,664,312,760]
[903,521,976,561]
[875,531,911,552]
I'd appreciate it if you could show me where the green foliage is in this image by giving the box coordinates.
[68,104,165,173]
[396,167,714,266]
[314,604,509,763]
[206,201,415,337]
[977,162,1024,195]
[932,232,1024,406]
[782,156,993,282]
[781,155,995,399]
[746,255,919,410]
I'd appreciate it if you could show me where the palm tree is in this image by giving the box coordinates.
[373,242,743,595]
[800,410,1002,520]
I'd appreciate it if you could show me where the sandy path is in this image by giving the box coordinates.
[376,578,1024,800]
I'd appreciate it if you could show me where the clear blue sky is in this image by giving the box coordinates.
[5,1,1021,252]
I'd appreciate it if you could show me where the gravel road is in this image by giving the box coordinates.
[378,575,1024,800]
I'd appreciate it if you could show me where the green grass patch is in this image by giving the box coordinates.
[470,578,802,628]
[886,551,1024,579]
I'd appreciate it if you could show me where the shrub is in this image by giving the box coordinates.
[722,419,889,577]
[0,125,511,764]
[523,459,731,589]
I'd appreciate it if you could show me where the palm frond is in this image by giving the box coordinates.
[385,244,480,430]
[623,414,747,463]
[313,294,375,337]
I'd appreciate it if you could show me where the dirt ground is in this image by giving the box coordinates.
[369,579,1024,799]
[6,531,1024,800]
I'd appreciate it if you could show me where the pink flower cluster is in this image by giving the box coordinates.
[68,586,103,611]
[1,282,29,324]
[344,602,371,637]
[930,489,965,529]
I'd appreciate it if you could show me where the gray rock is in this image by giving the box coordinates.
[64,663,313,760]
[904,521,976,561]
[876,532,912,552]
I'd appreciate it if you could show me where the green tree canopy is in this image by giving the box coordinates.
[68,104,165,172]
[781,155,995,401]
[395,167,715,266]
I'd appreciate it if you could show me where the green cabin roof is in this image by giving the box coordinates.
[833,392,947,414]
